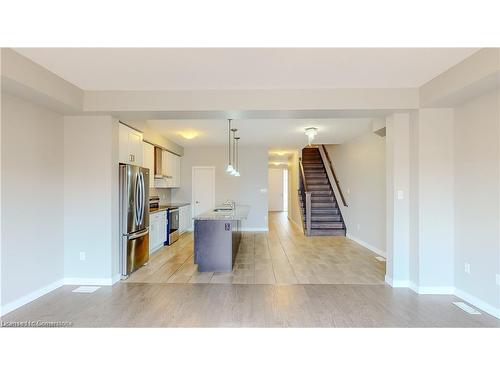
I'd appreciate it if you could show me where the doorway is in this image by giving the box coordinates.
[268,168,288,212]
[192,166,215,217]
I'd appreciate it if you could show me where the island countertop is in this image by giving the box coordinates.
[193,205,250,221]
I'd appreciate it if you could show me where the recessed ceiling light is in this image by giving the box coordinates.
[178,130,199,140]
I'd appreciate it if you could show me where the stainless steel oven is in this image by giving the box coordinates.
[168,208,179,244]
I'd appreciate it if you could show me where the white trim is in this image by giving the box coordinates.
[1,278,64,316]
[388,281,499,320]
[346,232,386,258]
[149,244,163,255]
[454,288,500,319]
[112,274,122,285]
[385,275,410,287]
[240,227,268,232]
[63,277,114,286]
[409,282,454,295]
[288,217,303,232]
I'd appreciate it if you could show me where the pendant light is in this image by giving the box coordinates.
[225,119,234,173]
[234,136,240,177]
[230,127,238,175]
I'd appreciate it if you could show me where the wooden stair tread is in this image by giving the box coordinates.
[300,146,346,237]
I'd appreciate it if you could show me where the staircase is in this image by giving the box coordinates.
[299,147,346,236]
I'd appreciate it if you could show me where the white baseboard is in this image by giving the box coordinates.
[454,288,500,319]
[389,280,499,319]
[241,227,268,232]
[409,282,455,295]
[112,274,122,285]
[1,276,120,316]
[384,275,410,287]
[63,277,114,286]
[346,233,386,258]
[1,278,64,316]
[289,218,303,231]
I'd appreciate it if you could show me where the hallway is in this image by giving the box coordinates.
[125,212,385,285]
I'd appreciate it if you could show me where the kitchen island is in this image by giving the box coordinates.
[193,205,250,272]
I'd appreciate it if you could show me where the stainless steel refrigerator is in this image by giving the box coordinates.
[119,164,150,278]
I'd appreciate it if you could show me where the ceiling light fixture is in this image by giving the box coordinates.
[178,130,199,140]
[225,119,234,173]
[304,127,318,145]
[230,127,238,175]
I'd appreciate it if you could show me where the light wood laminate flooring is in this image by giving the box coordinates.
[125,212,385,285]
[5,213,496,327]
[3,283,498,327]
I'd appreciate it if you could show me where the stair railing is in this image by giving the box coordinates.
[299,158,312,236]
[320,145,348,207]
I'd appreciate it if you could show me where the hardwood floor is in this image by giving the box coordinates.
[3,283,499,327]
[125,212,385,285]
[3,212,498,327]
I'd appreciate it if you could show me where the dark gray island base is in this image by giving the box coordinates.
[193,205,250,272]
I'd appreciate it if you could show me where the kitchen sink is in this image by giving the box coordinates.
[213,207,233,212]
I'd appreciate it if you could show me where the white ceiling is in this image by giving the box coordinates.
[147,118,373,148]
[15,48,477,90]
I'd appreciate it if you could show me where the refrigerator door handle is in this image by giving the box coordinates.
[134,173,141,226]
[140,171,146,225]
[128,228,149,240]
[139,172,144,225]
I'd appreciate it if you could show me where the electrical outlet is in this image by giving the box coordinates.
[464,262,471,274]
[357,223,361,232]
[79,252,86,261]
[397,190,404,200]
[347,188,351,195]
[496,274,500,287]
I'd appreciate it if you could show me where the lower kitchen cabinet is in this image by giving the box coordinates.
[179,204,192,234]
[149,211,167,253]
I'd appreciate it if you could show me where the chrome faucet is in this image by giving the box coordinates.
[223,200,236,210]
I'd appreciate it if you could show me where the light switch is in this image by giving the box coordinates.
[397,190,404,200]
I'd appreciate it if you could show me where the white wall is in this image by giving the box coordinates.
[287,151,302,229]
[171,146,269,230]
[1,94,64,310]
[409,110,420,286]
[416,109,455,290]
[454,89,500,310]
[326,131,386,255]
[63,116,119,283]
[385,113,411,285]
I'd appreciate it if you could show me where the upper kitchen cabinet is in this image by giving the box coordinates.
[119,123,143,166]
[173,154,181,187]
[142,142,155,187]
[160,150,181,188]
